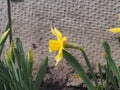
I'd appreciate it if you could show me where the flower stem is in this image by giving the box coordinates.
[7,0,12,43]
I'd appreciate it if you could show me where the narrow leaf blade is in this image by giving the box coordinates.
[63,50,94,90]
[34,56,48,90]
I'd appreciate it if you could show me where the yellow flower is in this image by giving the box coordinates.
[49,28,67,65]
[109,28,120,33]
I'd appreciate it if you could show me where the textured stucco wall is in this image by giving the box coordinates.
[10,0,120,65]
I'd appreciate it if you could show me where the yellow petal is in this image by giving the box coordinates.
[63,36,67,41]
[49,27,67,65]
[109,28,120,33]
[51,28,62,41]
[55,49,63,66]
[49,40,61,52]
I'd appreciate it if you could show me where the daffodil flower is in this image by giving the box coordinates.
[109,28,120,33]
[49,28,67,65]
[49,28,84,65]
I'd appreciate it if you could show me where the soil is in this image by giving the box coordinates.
[38,65,117,90]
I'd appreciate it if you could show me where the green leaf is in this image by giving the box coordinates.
[63,50,95,90]
[98,63,103,90]
[105,67,118,90]
[25,55,32,90]
[5,51,11,66]
[34,56,48,90]
[16,38,24,54]
[10,59,19,82]
[0,62,11,86]
[64,42,98,86]
[0,73,11,85]
[0,62,10,78]
[13,48,22,70]
[0,29,10,46]
[81,50,98,86]
[0,28,10,58]
[9,41,15,62]
[0,44,4,58]
[102,40,111,56]
[102,40,120,81]
[11,78,23,90]
[13,48,28,87]
[105,55,120,82]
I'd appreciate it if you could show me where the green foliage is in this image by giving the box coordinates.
[102,40,120,90]
[63,50,95,90]
[0,29,48,90]
[0,27,10,57]
[62,39,120,90]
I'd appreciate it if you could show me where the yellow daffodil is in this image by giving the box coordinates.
[109,28,120,33]
[49,28,67,65]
